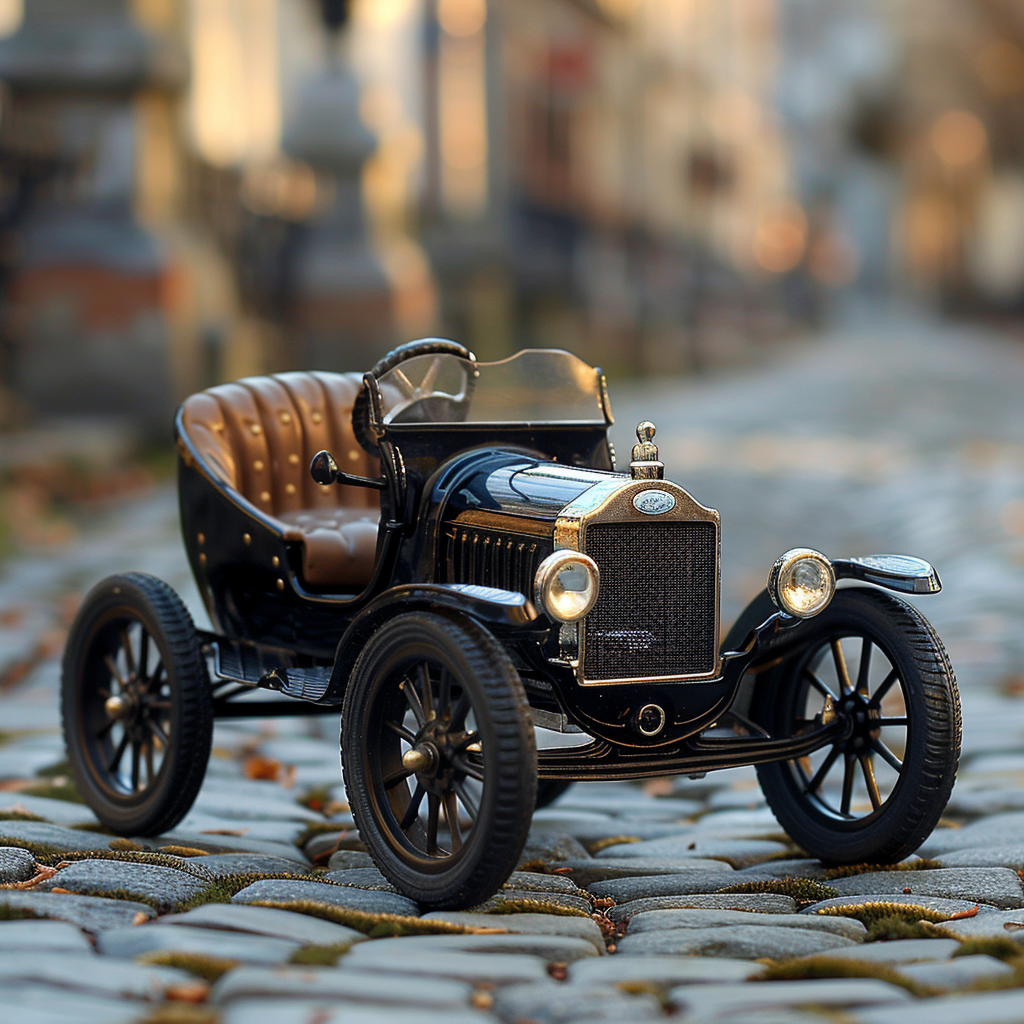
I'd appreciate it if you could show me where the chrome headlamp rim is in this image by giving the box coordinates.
[768,548,836,619]
[534,550,600,623]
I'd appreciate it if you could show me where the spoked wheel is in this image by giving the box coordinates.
[342,612,536,908]
[754,589,960,864]
[62,573,212,835]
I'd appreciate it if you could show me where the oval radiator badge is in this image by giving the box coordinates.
[633,489,676,515]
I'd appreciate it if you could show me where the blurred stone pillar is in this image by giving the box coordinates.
[0,0,186,433]
[280,0,393,371]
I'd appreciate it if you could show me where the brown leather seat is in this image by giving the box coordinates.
[179,372,380,588]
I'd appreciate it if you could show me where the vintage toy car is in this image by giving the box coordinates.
[61,340,962,908]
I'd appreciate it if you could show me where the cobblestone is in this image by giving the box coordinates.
[3,318,1024,1021]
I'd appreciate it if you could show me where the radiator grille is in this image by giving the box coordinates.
[582,520,718,680]
[444,527,541,595]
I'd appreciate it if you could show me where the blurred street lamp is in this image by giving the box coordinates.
[279,0,393,369]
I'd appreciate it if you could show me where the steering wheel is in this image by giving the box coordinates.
[352,338,478,454]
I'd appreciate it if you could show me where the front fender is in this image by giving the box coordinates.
[325,583,539,703]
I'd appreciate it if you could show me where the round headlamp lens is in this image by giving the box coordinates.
[769,549,835,618]
[535,551,600,622]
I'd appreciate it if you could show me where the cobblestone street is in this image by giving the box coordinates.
[4,314,1024,1023]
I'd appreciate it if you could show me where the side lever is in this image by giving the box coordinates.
[310,450,386,490]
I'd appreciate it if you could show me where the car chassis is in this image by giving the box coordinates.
[61,339,961,908]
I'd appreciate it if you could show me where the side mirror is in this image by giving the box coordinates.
[310,450,340,485]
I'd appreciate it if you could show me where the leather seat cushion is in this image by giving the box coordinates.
[277,508,380,588]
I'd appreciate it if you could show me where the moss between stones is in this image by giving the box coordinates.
[823,859,944,880]
[0,905,42,920]
[811,901,953,926]
[289,941,356,966]
[157,846,212,858]
[953,937,1024,961]
[757,956,937,998]
[246,898,504,938]
[0,810,47,822]
[864,914,959,942]
[138,951,240,982]
[34,848,215,879]
[584,836,641,855]
[482,897,591,918]
[716,878,839,904]
[20,780,83,804]
[0,837,67,859]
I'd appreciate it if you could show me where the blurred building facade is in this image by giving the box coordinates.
[0,0,818,430]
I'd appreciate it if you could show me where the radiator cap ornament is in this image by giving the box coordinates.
[630,421,665,480]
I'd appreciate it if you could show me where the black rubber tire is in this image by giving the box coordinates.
[342,611,536,908]
[535,779,573,810]
[61,572,213,836]
[352,338,475,454]
[753,588,960,864]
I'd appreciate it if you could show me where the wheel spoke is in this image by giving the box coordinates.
[145,659,164,693]
[108,731,130,773]
[150,719,170,747]
[96,718,115,739]
[438,669,452,719]
[144,740,155,786]
[451,755,484,782]
[392,367,416,397]
[805,669,838,703]
[832,639,853,695]
[383,765,414,788]
[454,778,479,819]
[399,783,425,830]
[104,655,127,690]
[419,355,444,395]
[856,638,872,695]
[426,793,440,854]
[139,630,150,681]
[860,754,882,810]
[121,629,136,679]
[131,742,141,791]
[443,790,462,852]
[384,720,417,744]
[454,731,481,753]
[803,744,841,795]
[872,737,904,772]
[450,691,470,730]
[402,680,426,727]
[870,668,900,708]
[417,663,435,721]
[840,753,855,815]
[878,717,908,727]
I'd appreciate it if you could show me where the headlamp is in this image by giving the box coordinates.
[534,550,600,622]
[768,548,835,618]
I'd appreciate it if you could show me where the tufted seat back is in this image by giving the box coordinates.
[179,372,381,588]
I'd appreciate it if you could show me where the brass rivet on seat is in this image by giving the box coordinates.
[288,454,300,466]
[260,491,271,503]
[199,553,207,565]
[254,460,264,471]
[348,451,359,461]
[311,411,323,424]
[281,412,292,424]
[285,483,296,495]
[276,578,284,591]
[243,533,252,546]
[197,533,205,545]
[250,424,262,435]
[272,556,280,568]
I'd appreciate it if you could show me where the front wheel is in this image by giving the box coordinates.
[753,588,960,864]
[61,573,213,835]
[342,612,537,909]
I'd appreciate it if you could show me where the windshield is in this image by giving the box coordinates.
[379,349,608,426]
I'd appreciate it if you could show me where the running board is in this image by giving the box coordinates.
[205,636,333,703]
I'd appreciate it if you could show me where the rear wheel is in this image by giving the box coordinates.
[753,589,960,864]
[342,612,536,908]
[61,573,212,835]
